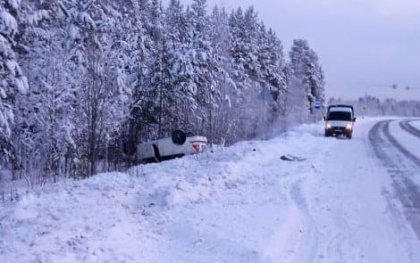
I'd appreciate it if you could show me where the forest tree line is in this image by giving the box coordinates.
[0,0,325,183]
[330,96,420,117]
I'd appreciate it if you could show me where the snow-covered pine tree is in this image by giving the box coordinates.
[165,1,199,134]
[112,0,151,160]
[187,0,219,142]
[228,7,250,139]
[59,0,123,176]
[166,0,187,45]
[253,23,273,133]
[126,0,171,143]
[242,6,261,82]
[257,27,287,126]
[93,1,135,171]
[288,39,325,116]
[229,6,267,139]
[229,6,262,87]
[0,0,29,160]
[208,6,236,144]
[148,0,171,138]
[11,1,82,183]
[307,49,326,109]
[288,39,310,115]
[229,7,247,93]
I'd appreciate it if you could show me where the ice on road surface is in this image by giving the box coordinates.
[1,118,420,262]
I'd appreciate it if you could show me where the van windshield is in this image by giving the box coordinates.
[328,111,352,121]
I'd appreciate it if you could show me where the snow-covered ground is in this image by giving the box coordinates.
[1,118,420,262]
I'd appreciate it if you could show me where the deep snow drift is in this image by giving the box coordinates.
[1,118,420,262]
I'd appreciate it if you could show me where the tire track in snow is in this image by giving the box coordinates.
[369,120,390,163]
[289,179,319,263]
[321,199,354,263]
[384,121,420,167]
[369,120,420,240]
[399,120,420,139]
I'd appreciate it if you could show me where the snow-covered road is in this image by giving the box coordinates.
[1,118,420,262]
[370,120,420,241]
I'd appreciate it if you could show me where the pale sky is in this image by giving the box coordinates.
[168,0,420,101]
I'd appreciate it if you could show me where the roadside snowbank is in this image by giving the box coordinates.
[0,122,326,262]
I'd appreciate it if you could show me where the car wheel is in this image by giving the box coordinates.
[172,130,187,145]
[347,132,352,139]
[325,131,330,137]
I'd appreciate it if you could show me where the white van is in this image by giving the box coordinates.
[324,105,356,139]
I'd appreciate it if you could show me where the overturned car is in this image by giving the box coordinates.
[137,130,207,163]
